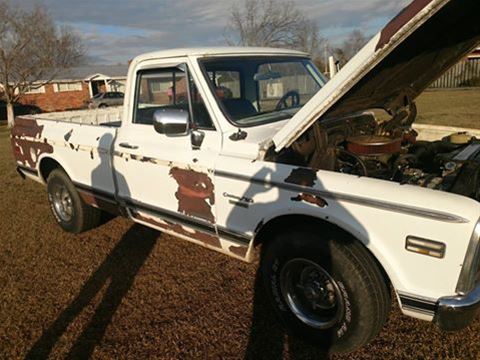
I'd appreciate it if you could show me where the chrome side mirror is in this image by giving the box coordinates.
[153,109,189,136]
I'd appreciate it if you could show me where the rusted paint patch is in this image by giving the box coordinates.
[169,167,215,223]
[291,193,328,208]
[64,129,73,142]
[229,245,248,258]
[140,156,156,164]
[11,117,44,138]
[284,168,317,187]
[11,117,53,168]
[78,190,120,215]
[135,213,221,248]
[376,0,434,51]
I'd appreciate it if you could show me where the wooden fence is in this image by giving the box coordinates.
[429,58,480,88]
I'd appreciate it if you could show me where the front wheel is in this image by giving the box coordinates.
[261,226,391,354]
[47,169,102,233]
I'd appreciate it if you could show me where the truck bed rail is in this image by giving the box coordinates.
[23,106,123,126]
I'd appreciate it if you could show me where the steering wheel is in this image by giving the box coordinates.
[275,90,300,110]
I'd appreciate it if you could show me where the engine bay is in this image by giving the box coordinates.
[268,104,480,201]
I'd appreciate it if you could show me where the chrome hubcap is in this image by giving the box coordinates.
[52,184,73,222]
[280,258,344,329]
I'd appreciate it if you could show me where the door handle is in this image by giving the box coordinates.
[119,142,139,150]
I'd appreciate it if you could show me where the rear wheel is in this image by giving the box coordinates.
[98,103,108,109]
[47,169,101,233]
[261,226,391,354]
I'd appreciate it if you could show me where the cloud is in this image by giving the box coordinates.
[18,0,411,63]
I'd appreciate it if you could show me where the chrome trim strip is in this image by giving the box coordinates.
[17,165,39,177]
[119,196,252,246]
[214,170,469,224]
[217,227,252,245]
[402,305,435,316]
[456,219,480,295]
[74,182,116,201]
[122,196,216,234]
[398,292,437,315]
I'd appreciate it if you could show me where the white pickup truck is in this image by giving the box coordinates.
[10,0,480,353]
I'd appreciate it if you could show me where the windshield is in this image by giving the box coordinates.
[199,57,326,127]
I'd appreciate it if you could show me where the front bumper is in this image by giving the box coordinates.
[434,283,480,331]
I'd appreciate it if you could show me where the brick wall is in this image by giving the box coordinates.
[18,82,91,112]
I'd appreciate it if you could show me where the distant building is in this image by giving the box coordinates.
[18,64,128,112]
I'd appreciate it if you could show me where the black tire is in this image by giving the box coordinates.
[98,104,108,109]
[261,225,391,354]
[47,169,102,233]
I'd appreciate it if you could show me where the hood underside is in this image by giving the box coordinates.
[273,0,480,151]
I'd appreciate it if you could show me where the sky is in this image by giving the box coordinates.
[16,0,411,64]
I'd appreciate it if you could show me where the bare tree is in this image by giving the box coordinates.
[331,30,369,66]
[225,0,325,59]
[0,2,84,127]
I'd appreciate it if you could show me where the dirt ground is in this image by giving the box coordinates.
[1,90,480,359]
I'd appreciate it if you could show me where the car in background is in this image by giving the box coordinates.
[0,100,41,121]
[86,92,124,109]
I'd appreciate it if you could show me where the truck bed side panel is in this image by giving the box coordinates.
[11,116,117,198]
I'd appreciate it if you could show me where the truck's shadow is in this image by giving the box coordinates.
[25,224,158,360]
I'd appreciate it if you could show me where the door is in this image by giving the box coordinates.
[113,62,223,250]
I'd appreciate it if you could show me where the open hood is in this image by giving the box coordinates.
[272,0,480,151]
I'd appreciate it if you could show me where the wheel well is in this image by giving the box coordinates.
[254,214,347,247]
[39,157,65,182]
[254,214,392,288]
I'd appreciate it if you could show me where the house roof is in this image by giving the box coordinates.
[51,64,129,81]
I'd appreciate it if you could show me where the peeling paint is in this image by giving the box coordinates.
[64,129,73,142]
[135,213,221,248]
[11,117,53,168]
[140,156,156,164]
[291,193,328,208]
[169,167,215,223]
[284,168,317,187]
[376,0,434,50]
[78,190,120,215]
[11,117,44,138]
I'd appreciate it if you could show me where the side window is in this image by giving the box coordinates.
[134,68,188,125]
[208,70,241,99]
[134,66,215,130]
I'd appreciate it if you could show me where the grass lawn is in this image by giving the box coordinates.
[416,88,480,129]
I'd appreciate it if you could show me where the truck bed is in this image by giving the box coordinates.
[12,107,122,197]
[23,106,123,127]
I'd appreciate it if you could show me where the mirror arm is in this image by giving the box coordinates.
[191,130,205,150]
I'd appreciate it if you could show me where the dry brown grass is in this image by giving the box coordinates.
[416,88,480,129]
[1,90,480,359]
